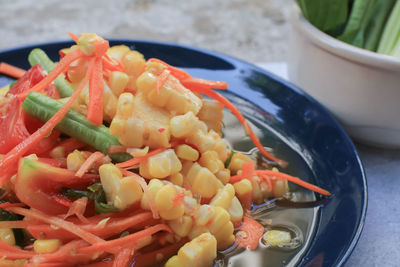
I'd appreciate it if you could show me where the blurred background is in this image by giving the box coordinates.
[0,0,292,63]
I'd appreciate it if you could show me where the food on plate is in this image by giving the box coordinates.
[0,33,330,266]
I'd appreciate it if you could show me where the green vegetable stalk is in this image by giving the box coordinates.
[28,48,74,97]
[22,92,131,162]
[377,0,400,55]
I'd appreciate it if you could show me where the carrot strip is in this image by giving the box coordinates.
[241,161,255,179]
[113,248,131,267]
[64,197,89,223]
[0,249,35,259]
[17,49,83,99]
[156,69,170,94]
[79,224,171,254]
[0,58,94,185]
[0,62,26,79]
[87,56,104,125]
[0,220,32,228]
[6,207,105,246]
[129,175,159,219]
[68,32,79,43]
[147,58,191,80]
[255,170,331,196]
[0,202,25,209]
[75,152,105,177]
[181,77,228,90]
[236,216,264,251]
[189,86,287,166]
[116,147,168,169]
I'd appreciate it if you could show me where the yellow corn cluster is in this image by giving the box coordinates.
[137,62,203,116]
[139,149,182,179]
[66,150,87,171]
[165,233,217,267]
[228,152,253,174]
[197,99,224,134]
[175,144,199,161]
[99,164,143,210]
[198,150,230,184]
[110,92,171,148]
[182,162,223,199]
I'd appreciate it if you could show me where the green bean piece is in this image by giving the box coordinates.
[28,48,74,97]
[22,92,131,162]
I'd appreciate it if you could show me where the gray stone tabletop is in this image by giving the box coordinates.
[1,1,397,266]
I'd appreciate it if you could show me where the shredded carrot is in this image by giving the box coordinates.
[236,216,264,251]
[17,49,83,99]
[6,206,105,246]
[255,170,331,196]
[241,161,255,179]
[103,54,124,72]
[64,197,89,223]
[147,58,191,80]
[156,69,171,94]
[0,250,35,259]
[116,147,167,169]
[79,224,171,254]
[87,56,104,125]
[68,32,79,43]
[0,62,26,79]
[189,86,287,166]
[0,57,94,185]
[0,240,35,255]
[0,202,25,209]
[181,77,228,90]
[0,220,32,228]
[75,152,105,177]
[113,248,131,267]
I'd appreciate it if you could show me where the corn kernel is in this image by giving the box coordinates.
[113,177,144,210]
[228,153,253,174]
[170,112,199,138]
[140,149,182,179]
[107,45,130,61]
[155,184,185,220]
[109,71,129,96]
[33,239,61,254]
[263,230,291,247]
[176,233,217,267]
[122,50,146,77]
[78,33,103,56]
[185,163,223,199]
[215,168,230,185]
[0,228,15,246]
[141,179,163,210]
[175,144,199,161]
[66,150,86,171]
[193,205,215,226]
[208,207,231,234]
[168,173,184,187]
[209,184,235,210]
[228,196,243,225]
[168,215,193,237]
[198,150,224,174]
[49,146,65,159]
[165,255,184,267]
[272,179,289,198]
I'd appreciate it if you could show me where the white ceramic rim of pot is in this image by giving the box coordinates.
[291,7,400,71]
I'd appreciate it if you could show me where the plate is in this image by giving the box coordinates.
[0,40,367,266]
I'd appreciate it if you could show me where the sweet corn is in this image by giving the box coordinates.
[110,92,171,148]
[137,70,203,115]
[66,150,86,171]
[140,149,182,179]
[141,179,164,210]
[122,50,146,77]
[233,179,253,210]
[215,168,230,185]
[193,205,215,226]
[263,230,291,247]
[108,71,129,96]
[49,146,65,159]
[102,82,118,121]
[107,45,130,61]
[170,112,200,138]
[0,228,15,246]
[184,162,223,199]
[166,233,217,267]
[175,144,199,161]
[198,150,224,174]
[207,207,235,250]
[209,184,235,210]
[208,207,230,234]
[155,184,185,220]
[168,173,184,187]
[186,129,229,162]
[251,176,264,204]
[228,152,253,174]
[33,239,61,254]
[168,215,193,237]
[99,164,143,210]
[228,196,243,225]
[77,33,103,56]
[272,179,289,198]
[198,99,224,133]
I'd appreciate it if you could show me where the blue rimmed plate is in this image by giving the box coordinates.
[0,40,367,266]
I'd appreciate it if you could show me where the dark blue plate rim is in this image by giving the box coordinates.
[0,39,367,266]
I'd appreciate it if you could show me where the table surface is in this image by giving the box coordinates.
[260,63,399,267]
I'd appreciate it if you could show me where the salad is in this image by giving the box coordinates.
[0,33,330,266]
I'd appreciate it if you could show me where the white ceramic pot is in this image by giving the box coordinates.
[288,7,400,148]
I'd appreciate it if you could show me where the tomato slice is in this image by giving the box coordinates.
[0,64,60,155]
